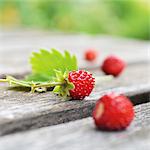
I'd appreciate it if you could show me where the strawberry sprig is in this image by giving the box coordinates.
[0,49,112,100]
[0,73,74,97]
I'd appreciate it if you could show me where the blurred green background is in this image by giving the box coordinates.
[0,0,149,40]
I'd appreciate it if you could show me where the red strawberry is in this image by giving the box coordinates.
[85,49,98,61]
[101,55,126,77]
[92,93,134,131]
[68,70,95,100]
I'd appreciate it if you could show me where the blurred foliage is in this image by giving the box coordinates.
[0,0,149,40]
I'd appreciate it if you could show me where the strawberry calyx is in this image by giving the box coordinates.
[52,70,75,99]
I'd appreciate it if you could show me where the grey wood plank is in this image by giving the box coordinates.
[0,32,149,75]
[0,62,149,136]
[0,31,150,136]
[0,102,149,150]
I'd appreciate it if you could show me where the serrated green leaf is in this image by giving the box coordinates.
[28,48,78,82]
[0,49,78,100]
[54,70,64,82]
[25,74,51,82]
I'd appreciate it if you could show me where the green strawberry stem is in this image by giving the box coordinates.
[31,82,65,93]
[32,82,64,88]
[0,76,31,87]
[0,76,65,93]
[0,79,7,82]
[0,75,113,93]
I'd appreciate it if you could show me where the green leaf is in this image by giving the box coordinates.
[0,49,78,100]
[28,48,78,82]
[25,74,52,82]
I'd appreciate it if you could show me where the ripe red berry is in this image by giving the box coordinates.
[85,49,98,61]
[68,70,95,100]
[92,93,134,131]
[101,55,126,77]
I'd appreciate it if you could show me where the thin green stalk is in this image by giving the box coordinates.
[0,76,65,93]
[32,82,64,88]
[31,81,65,93]
[0,79,7,82]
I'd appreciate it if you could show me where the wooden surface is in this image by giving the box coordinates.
[0,31,150,149]
[0,62,149,136]
[0,30,149,74]
[0,102,149,150]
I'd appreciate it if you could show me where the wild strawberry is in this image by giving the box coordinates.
[0,49,96,101]
[85,49,98,61]
[68,70,95,100]
[92,93,134,131]
[101,55,126,77]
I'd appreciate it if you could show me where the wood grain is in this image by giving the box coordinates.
[0,102,149,150]
[0,62,149,136]
[0,32,150,142]
[0,32,149,75]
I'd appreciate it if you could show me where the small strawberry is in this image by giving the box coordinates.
[92,93,134,131]
[85,49,98,61]
[101,55,126,77]
[68,70,95,100]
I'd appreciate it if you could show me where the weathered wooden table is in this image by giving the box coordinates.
[0,30,150,150]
